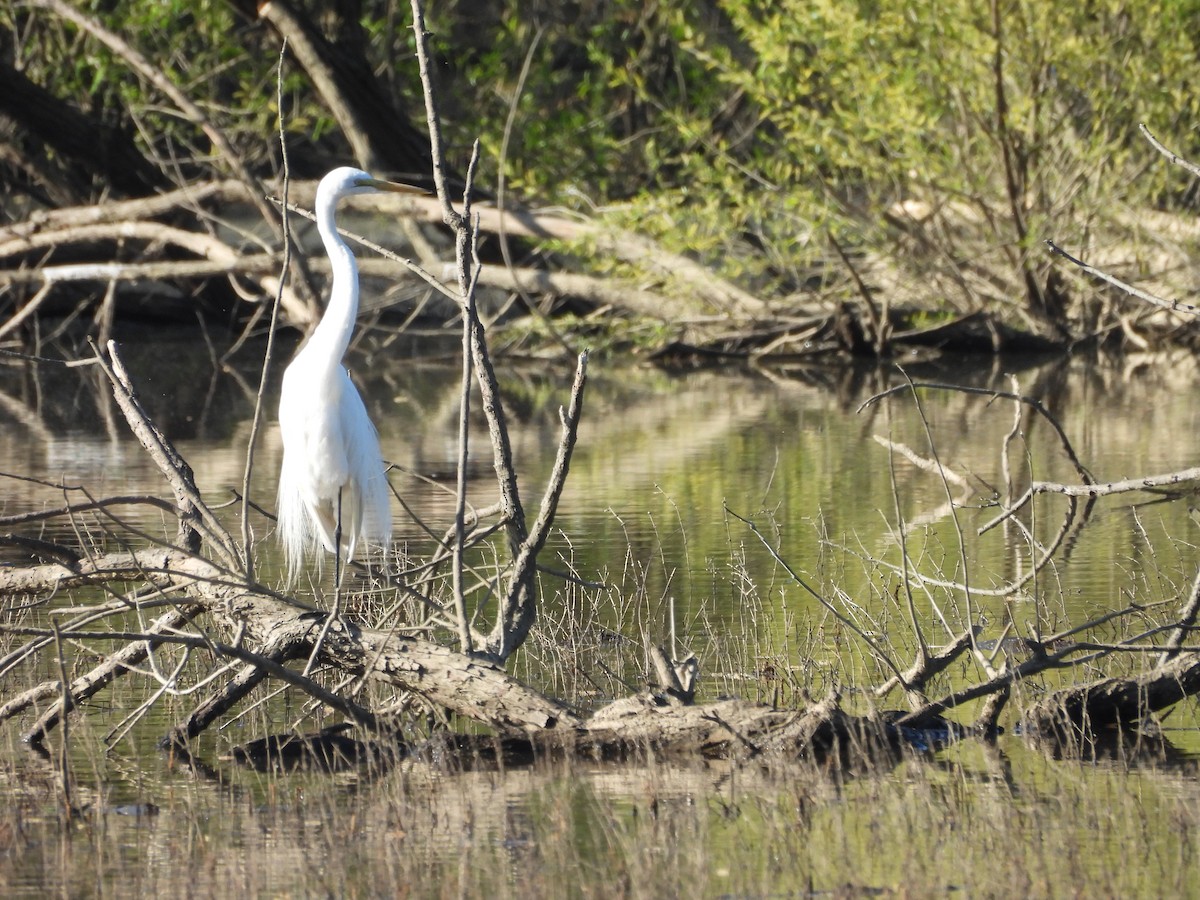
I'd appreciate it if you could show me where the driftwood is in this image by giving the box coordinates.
[0,175,1077,357]
[1021,649,1200,746]
[0,544,947,768]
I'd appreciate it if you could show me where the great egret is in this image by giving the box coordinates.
[277,166,414,584]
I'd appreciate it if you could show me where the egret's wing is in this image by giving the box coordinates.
[277,450,332,579]
[337,368,393,561]
[278,359,345,576]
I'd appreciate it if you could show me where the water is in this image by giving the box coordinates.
[3,331,1200,894]
[6,334,1200,690]
[10,339,1195,566]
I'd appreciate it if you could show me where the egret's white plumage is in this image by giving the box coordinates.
[277,166,409,580]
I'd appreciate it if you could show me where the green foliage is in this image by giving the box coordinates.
[392,0,1200,313]
[494,310,677,357]
[614,0,1200,307]
[7,0,1200,317]
[2,0,339,181]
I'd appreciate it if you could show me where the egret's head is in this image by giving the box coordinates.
[318,166,423,207]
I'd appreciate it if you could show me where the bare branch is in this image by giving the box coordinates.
[1140,123,1200,182]
[5,603,203,739]
[874,627,981,699]
[96,341,242,568]
[872,436,971,489]
[490,351,589,659]
[1045,239,1197,315]
[983,465,1200,532]
[860,381,1093,486]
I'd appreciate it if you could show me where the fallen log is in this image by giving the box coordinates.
[1020,650,1200,745]
[0,541,961,768]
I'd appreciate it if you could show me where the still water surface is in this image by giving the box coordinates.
[6,336,1200,643]
[3,333,1200,895]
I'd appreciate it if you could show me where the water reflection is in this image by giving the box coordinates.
[5,337,1200,624]
[2,730,1197,897]
[7,333,1200,891]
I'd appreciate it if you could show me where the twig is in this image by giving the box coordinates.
[1045,240,1197,315]
[1001,374,1022,508]
[0,584,189,683]
[859,381,1093,486]
[882,411,937,660]
[266,197,461,303]
[982,466,1200,531]
[1158,562,1200,668]
[95,341,242,570]
[13,625,379,733]
[901,369,993,677]
[451,188,475,654]
[895,595,1177,728]
[50,620,74,820]
[164,661,270,747]
[1140,123,1200,182]
[239,39,295,583]
[12,603,203,739]
[725,504,906,684]
[862,375,1096,600]
[0,494,177,528]
[410,0,461,228]
[844,415,1088,603]
[829,233,889,354]
[0,284,54,342]
[872,435,970,489]
[490,351,590,658]
[874,627,980,699]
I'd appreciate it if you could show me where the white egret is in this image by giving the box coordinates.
[277,166,414,584]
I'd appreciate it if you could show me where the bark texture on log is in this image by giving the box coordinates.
[1020,650,1200,741]
[9,540,1197,766]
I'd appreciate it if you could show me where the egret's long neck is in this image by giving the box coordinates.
[307,196,359,367]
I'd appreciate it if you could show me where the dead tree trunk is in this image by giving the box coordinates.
[253,0,438,181]
[0,60,168,203]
